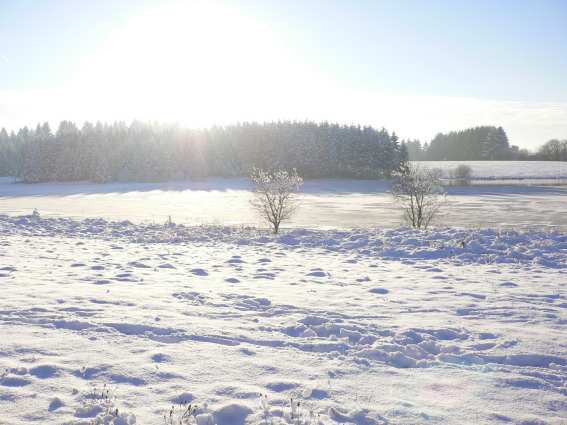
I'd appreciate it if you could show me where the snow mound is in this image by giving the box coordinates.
[1,215,565,268]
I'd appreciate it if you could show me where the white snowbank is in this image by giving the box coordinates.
[1,214,565,269]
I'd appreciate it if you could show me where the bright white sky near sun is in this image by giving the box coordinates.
[1,0,566,150]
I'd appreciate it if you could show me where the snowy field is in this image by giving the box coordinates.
[414,161,567,181]
[0,215,566,424]
[1,178,566,231]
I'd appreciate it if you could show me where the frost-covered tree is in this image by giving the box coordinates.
[391,164,446,229]
[250,168,303,234]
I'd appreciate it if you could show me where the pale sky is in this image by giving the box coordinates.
[1,0,566,149]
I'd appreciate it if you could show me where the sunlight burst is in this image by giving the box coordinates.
[76,1,312,126]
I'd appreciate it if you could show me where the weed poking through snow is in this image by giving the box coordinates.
[163,402,216,425]
[71,383,136,425]
[163,401,199,425]
[258,394,321,425]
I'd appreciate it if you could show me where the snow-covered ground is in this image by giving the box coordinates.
[1,178,566,230]
[0,214,565,424]
[414,161,567,181]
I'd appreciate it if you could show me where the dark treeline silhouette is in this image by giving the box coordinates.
[537,139,567,161]
[403,126,530,161]
[0,121,407,182]
[404,126,567,161]
[405,127,567,162]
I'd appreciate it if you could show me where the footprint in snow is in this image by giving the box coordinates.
[458,292,486,300]
[303,387,329,399]
[30,365,59,379]
[190,268,208,276]
[227,258,245,264]
[265,381,298,392]
[0,266,17,272]
[225,277,240,283]
[151,353,172,363]
[48,397,64,412]
[114,273,137,282]
[0,375,31,387]
[128,261,151,268]
[369,287,389,294]
[307,269,327,278]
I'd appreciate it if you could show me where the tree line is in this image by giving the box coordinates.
[403,126,524,161]
[403,126,566,161]
[536,139,567,161]
[0,121,407,183]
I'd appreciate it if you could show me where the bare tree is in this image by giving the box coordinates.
[250,168,303,234]
[391,163,446,229]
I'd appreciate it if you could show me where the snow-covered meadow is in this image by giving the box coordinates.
[1,177,566,231]
[0,214,565,424]
[413,161,567,182]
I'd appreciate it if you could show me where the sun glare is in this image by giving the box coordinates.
[74,1,315,126]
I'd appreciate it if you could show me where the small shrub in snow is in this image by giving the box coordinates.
[249,168,303,234]
[391,164,446,229]
[289,398,319,425]
[430,167,445,181]
[163,401,199,425]
[72,383,136,425]
[450,164,473,185]
[259,394,321,425]
[162,401,218,425]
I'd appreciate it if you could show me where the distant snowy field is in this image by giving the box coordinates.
[1,176,566,231]
[0,215,566,424]
[414,161,567,181]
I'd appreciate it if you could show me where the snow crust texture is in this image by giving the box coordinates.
[0,215,565,424]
